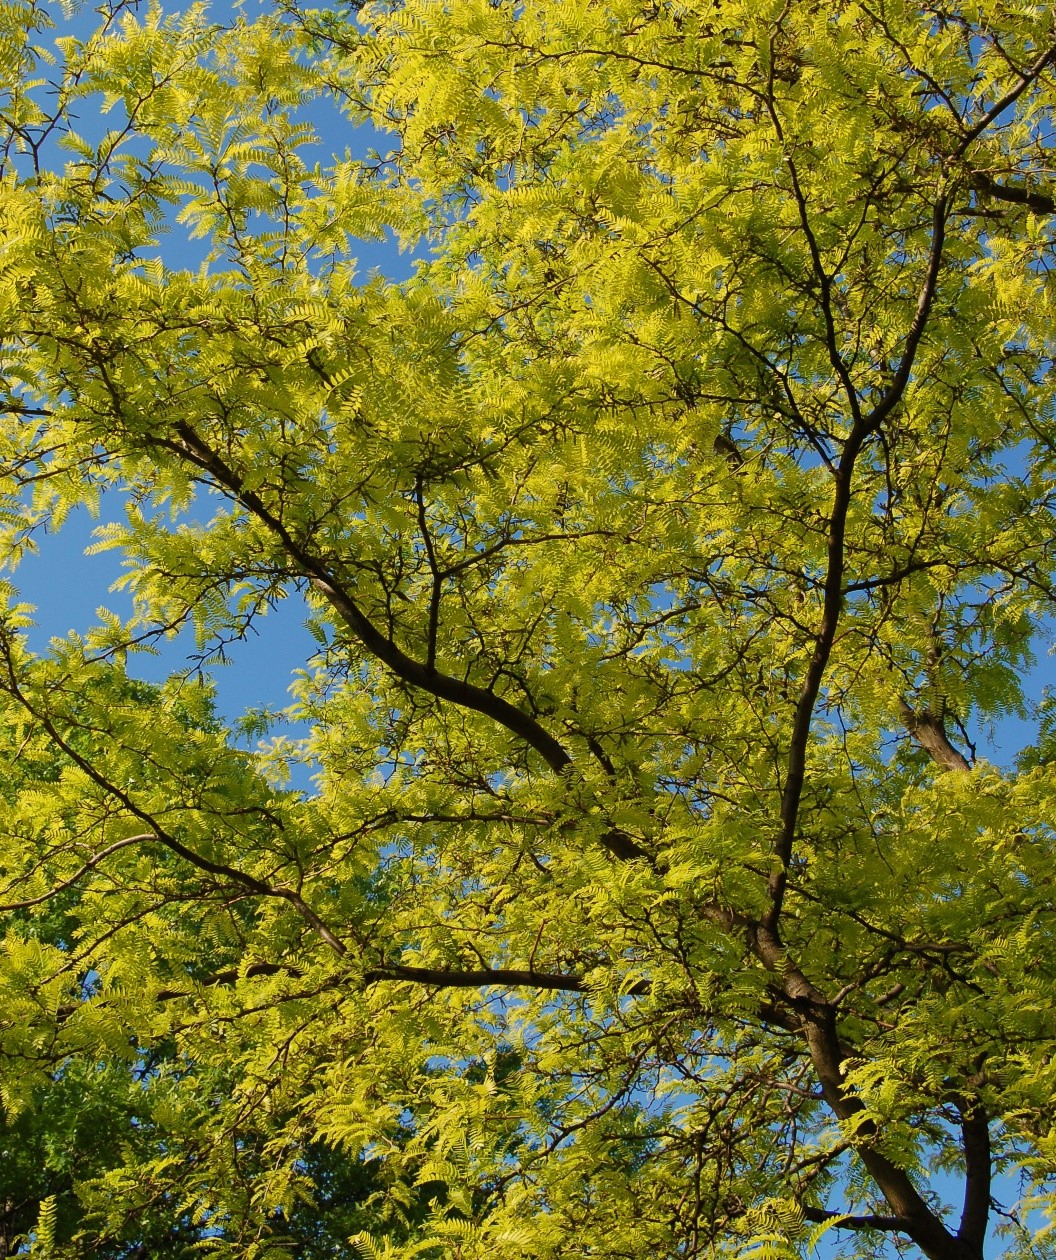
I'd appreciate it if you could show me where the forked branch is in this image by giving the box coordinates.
[899,699,972,773]
[164,422,576,776]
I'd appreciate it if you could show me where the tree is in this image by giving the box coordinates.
[0,0,1054,1254]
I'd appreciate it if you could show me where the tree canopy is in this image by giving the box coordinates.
[0,0,1054,1256]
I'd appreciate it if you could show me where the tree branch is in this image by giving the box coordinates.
[414,473,443,673]
[154,960,303,1002]
[863,197,948,436]
[0,630,349,956]
[970,172,1056,215]
[363,964,626,992]
[801,1206,904,1232]
[749,924,965,1260]
[956,1101,991,1254]
[799,1009,966,1260]
[0,833,154,910]
[955,38,1056,155]
[165,422,575,776]
[898,700,971,772]
[766,194,948,929]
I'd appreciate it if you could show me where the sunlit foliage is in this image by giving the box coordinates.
[0,1,1054,1256]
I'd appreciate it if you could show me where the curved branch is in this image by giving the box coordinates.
[799,1008,967,1260]
[0,832,154,910]
[161,428,653,861]
[414,474,443,673]
[750,929,964,1260]
[165,422,575,775]
[0,630,349,956]
[863,197,948,436]
[154,960,303,1002]
[955,39,1056,156]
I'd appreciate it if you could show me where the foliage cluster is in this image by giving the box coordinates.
[0,1,1054,1257]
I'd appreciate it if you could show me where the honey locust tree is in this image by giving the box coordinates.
[0,0,1055,1256]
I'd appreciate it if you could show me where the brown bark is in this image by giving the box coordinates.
[899,700,972,773]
